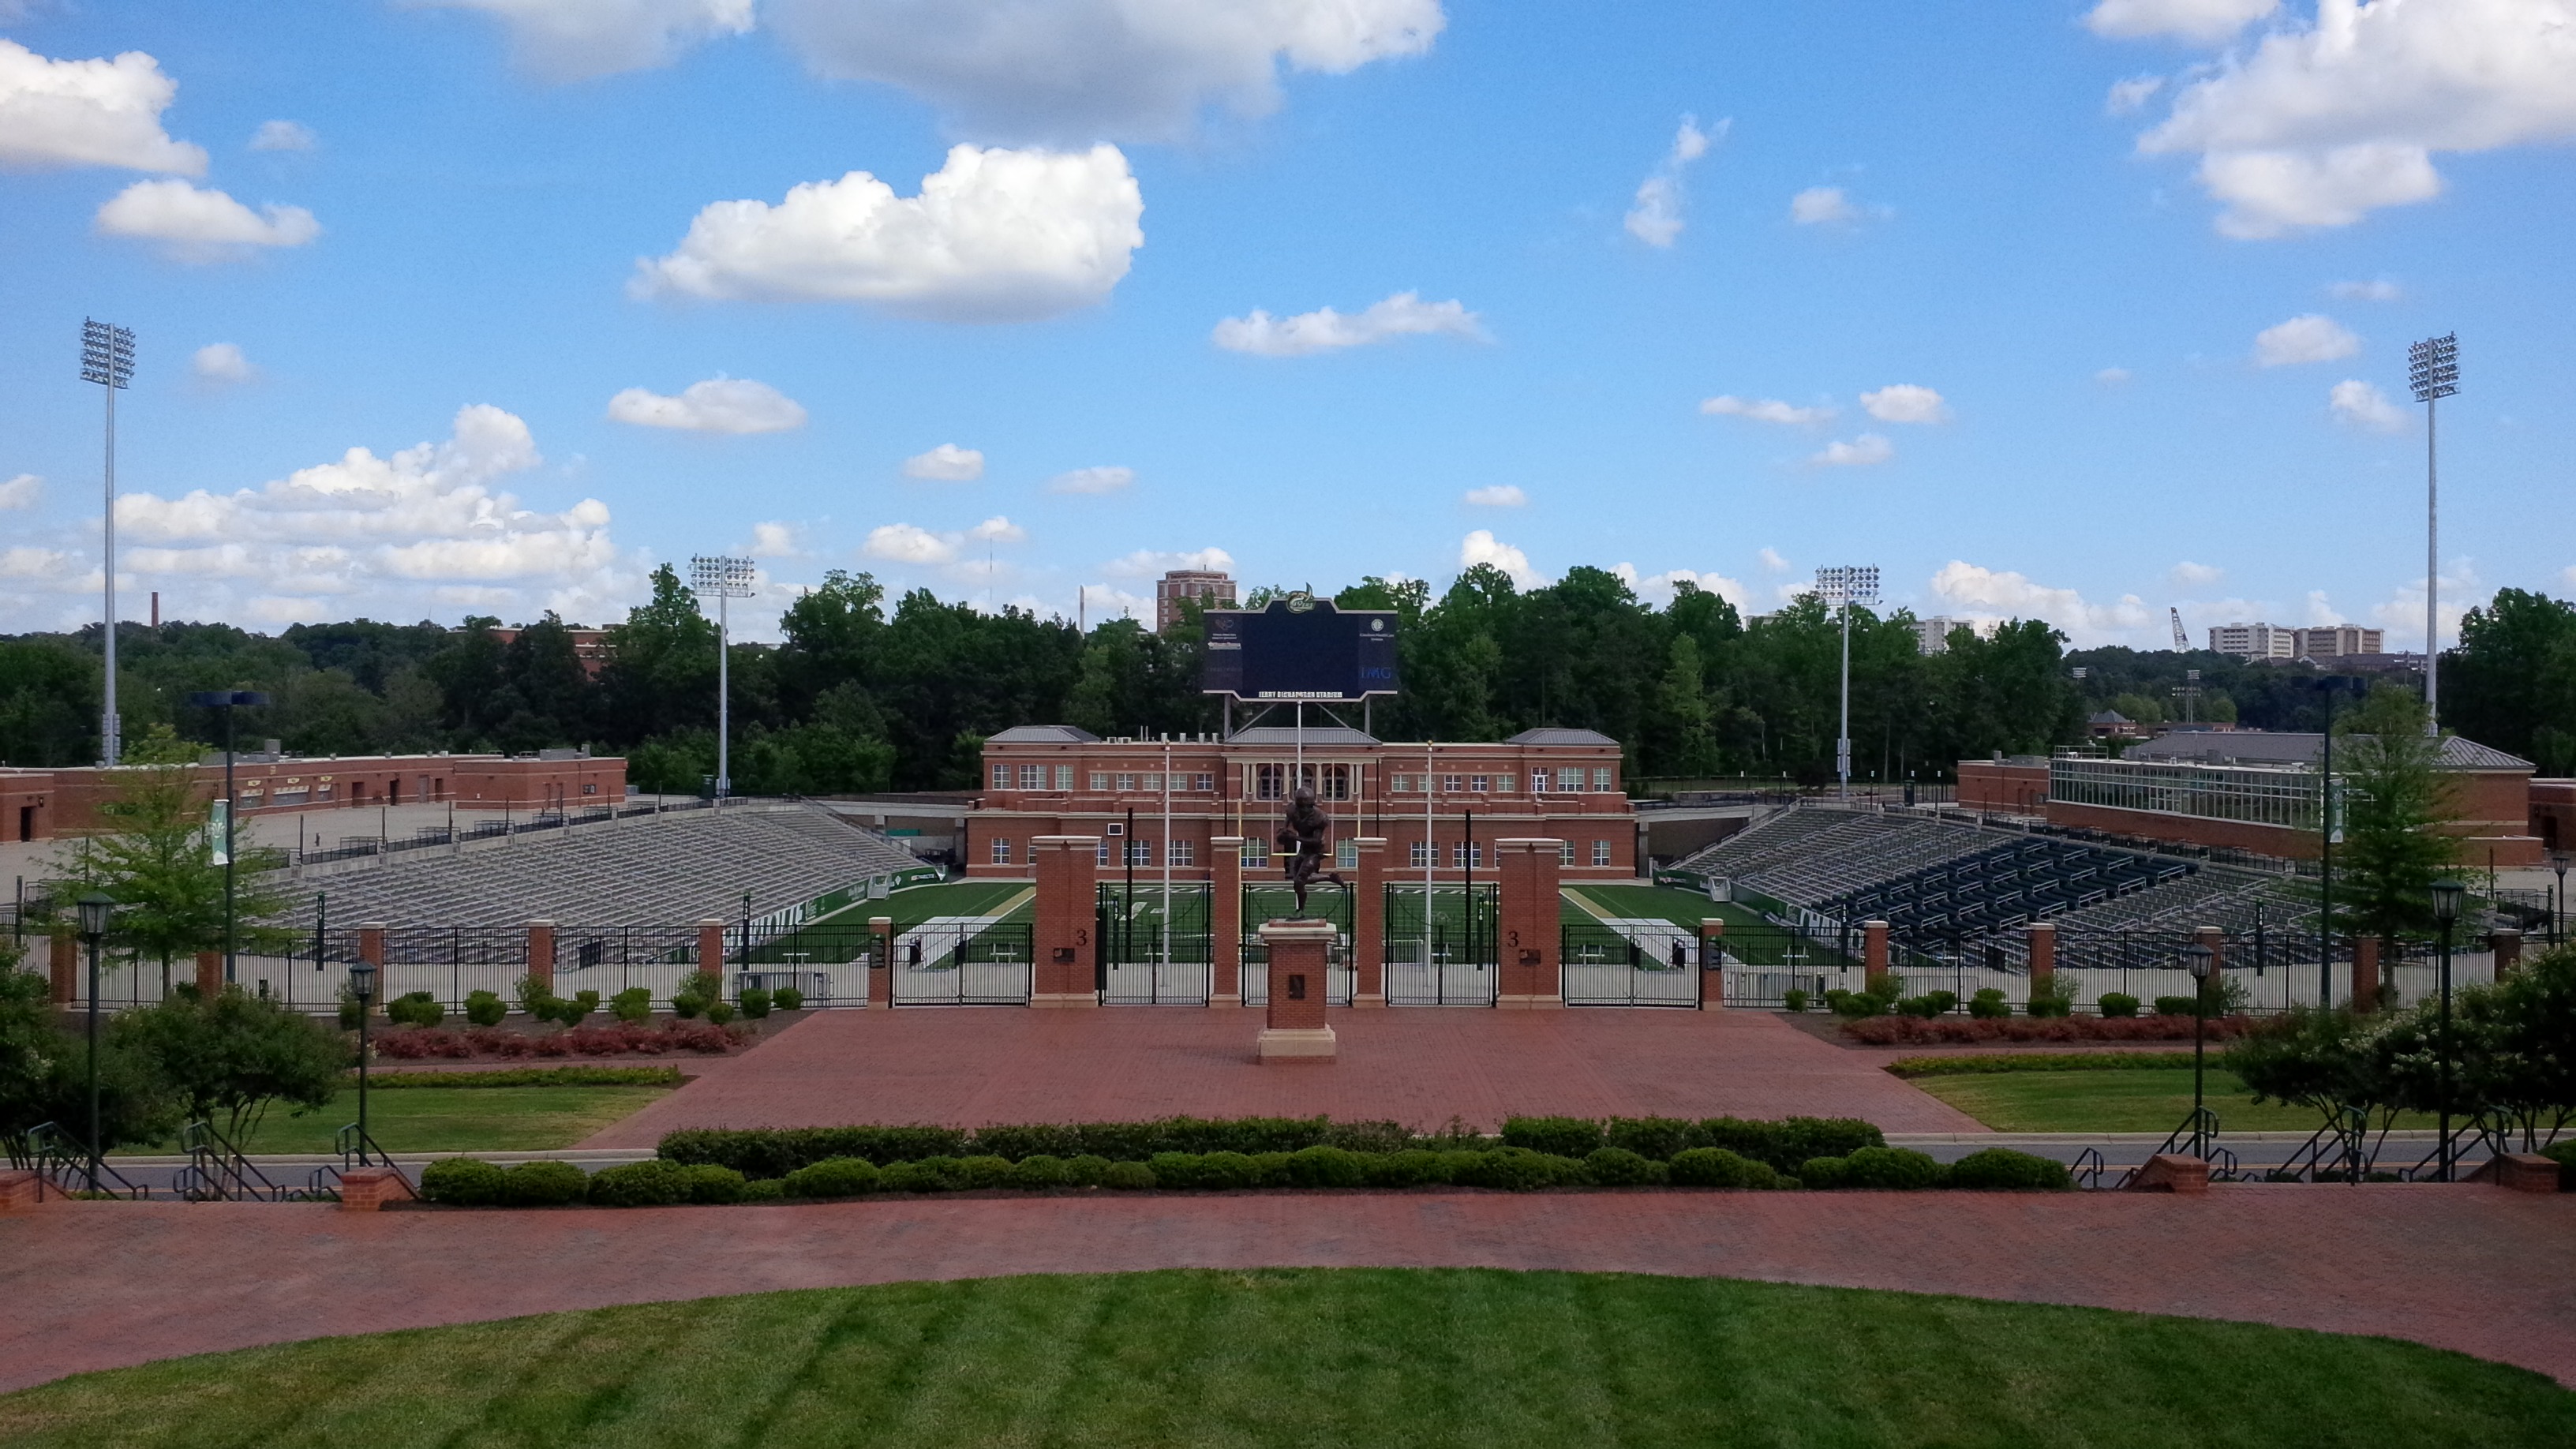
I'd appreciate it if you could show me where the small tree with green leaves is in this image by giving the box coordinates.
[109,987,349,1147]
[0,952,174,1166]
[2329,686,2459,955]
[2226,1006,2394,1144]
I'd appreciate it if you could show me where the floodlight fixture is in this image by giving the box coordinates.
[689,554,757,799]
[82,319,137,766]
[2407,334,2458,403]
[1815,566,1880,800]
[2409,334,2458,737]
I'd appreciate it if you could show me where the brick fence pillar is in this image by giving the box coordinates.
[2352,935,2382,1013]
[1256,918,1336,1061]
[195,949,223,999]
[2195,923,2226,1011]
[358,922,386,973]
[1031,836,1100,1008]
[696,918,726,979]
[1350,837,1387,1008]
[49,927,75,1005]
[525,919,555,994]
[1496,839,1563,1009]
[1863,919,1890,990]
[1698,918,1725,1008]
[2027,920,2057,990]
[868,916,893,1007]
[2491,927,2522,975]
[1210,838,1244,1006]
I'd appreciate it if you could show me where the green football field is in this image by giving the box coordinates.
[808,880,1035,930]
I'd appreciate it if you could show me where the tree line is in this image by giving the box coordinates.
[4,567,2567,792]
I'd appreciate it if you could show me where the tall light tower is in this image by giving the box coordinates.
[689,555,754,801]
[1815,565,1880,801]
[80,319,136,766]
[2409,333,2458,737]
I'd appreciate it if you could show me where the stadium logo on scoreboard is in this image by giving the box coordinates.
[1200,599,1401,702]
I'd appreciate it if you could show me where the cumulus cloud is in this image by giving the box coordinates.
[95,179,319,258]
[2106,75,2166,114]
[1050,465,1134,495]
[0,473,39,510]
[2095,366,2134,385]
[1859,384,1949,424]
[902,444,985,481]
[968,515,1024,542]
[1809,434,1893,467]
[1612,563,1749,609]
[1758,547,1791,573]
[2131,0,2576,238]
[1460,530,1543,589]
[605,376,807,433]
[2329,378,2408,432]
[2171,560,2225,587]
[749,521,805,557]
[2329,277,2402,301]
[1462,485,1526,507]
[1103,546,1235,578]
[1789,185,1865,225]
[249,119,314,152]
[1212,291,1484,357]
[2369,559,2488,643]
[634,144,1144,324]
[1699,395,1836,425]
[1930,560,2155,647]
[98,404,630,624]
[0,545,73,578]
[2086,0,2278,43]
[0,39,206,174]
[863,515,1024,567]
[1624,114,1724,247]
[769,0,1445,144]
[425,0,755,80]
[192,343,253,384]
[2254,313,2359,365]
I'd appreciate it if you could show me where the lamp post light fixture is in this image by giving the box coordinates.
[80,319,137,766]
[2183,942,2215,1159]
[186,691,269,985]
[76,890,115,1192]
[2408,333,2459,736]
[688,556,756,803]
[2429,877,2465,1181]
[346,959,377,1166]
[1814,565,1881,802]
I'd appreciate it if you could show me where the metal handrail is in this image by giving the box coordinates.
[27,1121,150,1199]
[2271,1107,2372,1183]
[2116,1107,2224,1188]
[2069,1147,2107,1190]
[2399,1116,2506,1182]
[178,1120,311,1202]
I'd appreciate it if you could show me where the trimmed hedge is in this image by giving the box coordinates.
[1882,1052,2200,1078]
[366,1065,687,1089]
[1947,1148,2075,1192]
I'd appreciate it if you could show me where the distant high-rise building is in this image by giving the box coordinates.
[1155,569,1235,632]
[2208,622,2296,661]
[1913,616,1975,655]
[2292,624,2385,659]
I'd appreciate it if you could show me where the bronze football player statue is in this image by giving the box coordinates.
[1275,785,1344,914]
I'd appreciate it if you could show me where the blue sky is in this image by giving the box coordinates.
[3,0,2571,648]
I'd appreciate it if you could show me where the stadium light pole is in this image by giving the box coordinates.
[2409,334,2458,737]
[81,320,136,766]
[1815,566,1880,802]
[689,556,754,803]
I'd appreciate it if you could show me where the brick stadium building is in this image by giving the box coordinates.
[968,724,1642,881]
[0,750,626,843]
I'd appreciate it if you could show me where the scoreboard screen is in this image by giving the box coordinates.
[1200,598,1400,702]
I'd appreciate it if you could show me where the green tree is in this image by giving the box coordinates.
[599,567,718,746]
[2446,588,2576,775]
[109,987,349,1145]
[2225,1006,2394,1141]
[0,956,174,1166]
[2331,685,2460,951]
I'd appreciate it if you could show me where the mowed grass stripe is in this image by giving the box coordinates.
[2,1269,2567,1447]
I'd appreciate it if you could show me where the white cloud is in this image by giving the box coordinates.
[902,444,986,481]
[862,523,957,565]
[968,515,1024,543]
[249,119,314,152]
[1079,582,1157,620]
[0,39,206,174]
[2171,560,2225,587]
[0,473,39,510]
[426,0,755,80]
[1624,114,1724,247]
[2133,0,2576,238]
[1050,465,1134,495]
[2303,589,2346,626]
[1859,384,1949,424]
[2106,75,2166,114]
[1212,290,1485,357]
[749,521,805,557]
[1104,547,1235,578]
[2328,277,2402,301]
[2095,366,2134,385]
[0,545,73,578]
[2329,378,2408,432]
[1460,530,1544,588]
[1699,395,1836,425]
[634,144,1144,324]
[1612,563,1749,609]
[2086,0,2278,43]
[769,0,1445,144]
[605,376,807,434]
[1809,434,1894,467]
[1463,485,1526,507]
[1789,185,1864,225]
[2254,313,2359,366]
[1758,547,1790,573]
[95,179,319,258]
[192,343,253,384]
[1930,560,2155,647]
[2369,559,2488,643]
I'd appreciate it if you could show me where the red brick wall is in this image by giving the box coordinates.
[1496,838,1562,1007]
[1956,761,2047,814]
[1031,836,1099,1006]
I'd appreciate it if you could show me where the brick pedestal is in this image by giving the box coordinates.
[1862,919,1891,993]
[1031,836,1101,1008]
[525,920,555,994]
[1698,919,1724,1008]
[1256,918,1337,1061]
[697,918,726,980]
[868,917,893,1007]
[2478,1154,2564,1193]
[0,1170,44,1211]
[49,927,74,1006]
[2129,1154,2211,1194]
[2027,921,2057,991]
[2492,928,2522,975]
[2195,924,2226,1010]
[1350,837,1387,1008]
[336,1166,417,1212]
[1210,837,1245,1006]
[195,949,223,999]
[1496,838,1563,1009]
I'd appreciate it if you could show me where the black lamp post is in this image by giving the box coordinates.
[2551,851,2570,949]
[185,690,268,985]
[76,891,114,1192]
[2183,942,2214,1159]
[346,959,376,1166]
[2430,878,2464,1181]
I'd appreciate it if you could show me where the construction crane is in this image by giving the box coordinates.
[2170,607,2189,652]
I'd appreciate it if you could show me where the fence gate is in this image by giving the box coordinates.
[1382,883,1497,1006]
[1559,920,1698,1006]
[892,919,1033,1005]
[1097,883,1212,1005]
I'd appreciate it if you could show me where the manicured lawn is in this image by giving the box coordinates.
[2,1269,2567,1447]
[814,881,1034,930]
[1911,1068,2436,1134]
[118,1085,669,1156]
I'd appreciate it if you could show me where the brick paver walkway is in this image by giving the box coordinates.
[2,1188,2569,1393]
[579,1007,1984,1145]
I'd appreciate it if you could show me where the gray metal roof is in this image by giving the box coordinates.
[1225,725,1380,747]
[987,724,1100,744]
[2125,730,2532,771]
[1506,728,1619,747]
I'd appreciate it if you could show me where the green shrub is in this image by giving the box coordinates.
[740,1176,784,1202]
[1826,988,1879,1018]
[418,1157,506,1206]
[1835,1147,1948,1190]
[611,987,653,1024]
[1783,987,1810,1013]
[706,1001,737,1026]
[1798,1155,1850,1189]
[1604,1117,1696,1162]
[678,1163,747,1204]
[1012,1154,1072,1188]
[1362,1150,1458,1187]
[737,987,773,1020]
[773,986,804,1012]
[552,990,600,1028]
[463,990,507,1028]
[1947,1148,2073,1192]
[782,1157,881,1198]
[1249,1151,1297,1187]
[500,1159,589,1207]
[659,1125,969,1178]
[1189,1151,1261,1190]
[1102,1160,1156,1190]
[955,1155,1015,1190]
[1667,1148,1782,1189]
[1065,1155,1114,1187]
[2099,993,2141,1019]
[1501,1116,1603,1159]
[1698,1117,1885,1173]
[882,1157,962,1193]
[1455,1148,1586,1192]
[1283,1144,1366,1188]
[1582,1147,1666,1186]
[671,993,706,1020]
[2154,995,2201,1017]
[2025,980,2075,1018]
[586,1159,687,1208]
[373,1065,683,1089]
[1967,987,2009,1020]
[385,991,444,1028]
[1897,990,1957,1020]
